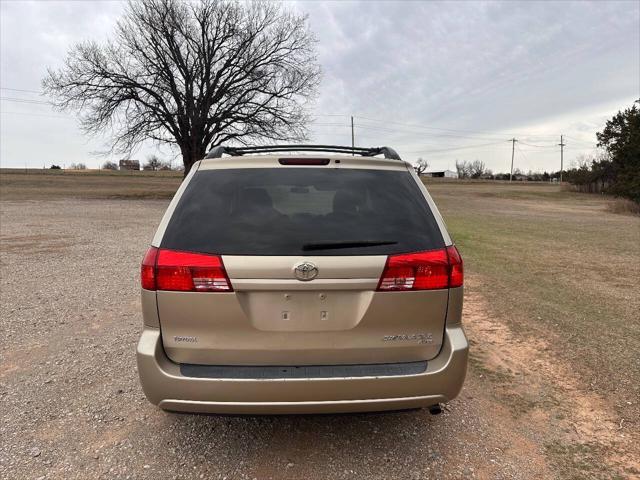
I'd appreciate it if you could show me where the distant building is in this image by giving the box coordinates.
[424,170,458,179]
[119,159,140,171]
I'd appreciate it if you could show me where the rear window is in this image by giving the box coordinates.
[161,168,444,256]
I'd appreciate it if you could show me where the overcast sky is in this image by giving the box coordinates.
[1,0,638,172]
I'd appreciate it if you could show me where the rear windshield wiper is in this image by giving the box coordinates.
[302,240,398,251]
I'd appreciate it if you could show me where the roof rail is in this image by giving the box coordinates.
[204,144,402,161]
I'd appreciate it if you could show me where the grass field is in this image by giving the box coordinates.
[0,168,182,200]
[427,180,640,413]
[425,180,640,475]
[2,169,638,477]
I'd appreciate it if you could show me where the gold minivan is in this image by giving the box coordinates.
[137,145,468,414]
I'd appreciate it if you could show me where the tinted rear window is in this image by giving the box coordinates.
[161,168,444,255]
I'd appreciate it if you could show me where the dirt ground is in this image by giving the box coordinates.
[1,174,638,479]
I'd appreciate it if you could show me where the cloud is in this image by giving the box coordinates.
[1,0,638,171]
[306,2,638,132]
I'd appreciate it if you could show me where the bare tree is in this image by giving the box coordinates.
[455,160,469,179]
[414,157,429,176]
[455,159,486,179]
[143,154,162,171]
[573,154,593,170]
[43,0,321,174]
[468,160,486,179]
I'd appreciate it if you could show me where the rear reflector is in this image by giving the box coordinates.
[377,246,463,291]
[278,158,330,165]
[140,248,232,292]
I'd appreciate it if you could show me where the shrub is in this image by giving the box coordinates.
[607,198,640,216]
[102,161,118,170]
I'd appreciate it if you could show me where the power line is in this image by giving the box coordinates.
[563,145,598,151]
[0,91,598,172]
[314,114,554,148]
[356,115,510,137]
[518,141,557,148]
[516,143,530,168]
[314,113,559,139]
[311,121,350,127]
[564,134,596,147]
[313,119,511,142]
[356,119,504,139]
[0,86,597,144]
[1,111,69,119]
[313,120,508,145]
[315,115,513,153]
[1,96,51,105]
[0,91,588,147]
[403,140,508,155]
[0,87,44,94]
[313,114,352,118]
[353,114,556,139]
[348,121,511,142]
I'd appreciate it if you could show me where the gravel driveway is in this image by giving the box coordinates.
[0,198,618,479]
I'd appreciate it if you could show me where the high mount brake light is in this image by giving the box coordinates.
[140,248,232,292]
[377,246,463,291]
[278,158,330,165]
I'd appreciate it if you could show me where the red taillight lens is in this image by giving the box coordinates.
[446,245,464,288]
[378,249,449,291]
[140,248,232,292]
[155,249,232,292]
[377,246,463,291]
[141,247,158,290]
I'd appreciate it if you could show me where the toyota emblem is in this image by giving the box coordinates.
[293,261,319,281]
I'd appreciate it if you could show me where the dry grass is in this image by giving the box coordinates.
[0,168,182,200]
[606,197,640,215]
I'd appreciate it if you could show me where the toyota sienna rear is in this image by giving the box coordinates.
[137,145,468,414]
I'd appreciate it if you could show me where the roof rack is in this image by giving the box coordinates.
[204,144,402,161]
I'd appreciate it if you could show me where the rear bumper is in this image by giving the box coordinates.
[136,326,468,414]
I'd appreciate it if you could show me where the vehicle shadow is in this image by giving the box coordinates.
[157,408,454,478]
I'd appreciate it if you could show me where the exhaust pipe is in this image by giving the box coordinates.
[428,404,442,415]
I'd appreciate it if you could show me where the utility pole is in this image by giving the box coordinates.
[558,135,566,183]
[351,116,355,155]
[509,138,517,182]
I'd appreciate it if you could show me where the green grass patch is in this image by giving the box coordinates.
[428,181,640,427]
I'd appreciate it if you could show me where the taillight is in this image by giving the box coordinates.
[377,246,463,291]
[141,247,158,290]
[446,245,464,288]
[140,248,232,292]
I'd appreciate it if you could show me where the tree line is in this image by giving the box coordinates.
[564,100,639,203]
